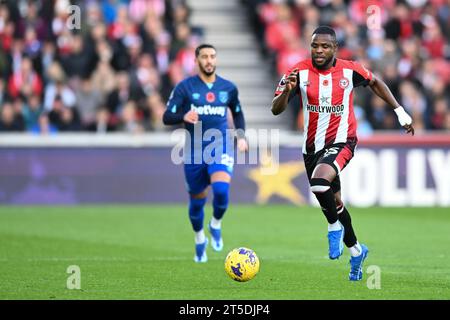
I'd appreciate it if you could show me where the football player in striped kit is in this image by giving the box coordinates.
[272,26,414,281]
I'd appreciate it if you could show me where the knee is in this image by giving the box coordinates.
[212,182,229,201]
[189,197,206,213]
[310,178,331,194]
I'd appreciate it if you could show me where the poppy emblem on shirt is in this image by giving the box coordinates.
[339,77,349,89]
[323,79,329,86]
[206,92,215,103]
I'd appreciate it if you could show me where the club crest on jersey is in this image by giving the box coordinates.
[206,92,215,103]
[219,91,228,103]
[192,93,200,100]
[339,77,349,89]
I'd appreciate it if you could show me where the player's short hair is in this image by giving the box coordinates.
[312,26,337,41]
[195,44,216,57]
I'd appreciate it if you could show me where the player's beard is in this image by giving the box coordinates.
[312,56,334,70]
[199,63,216,77]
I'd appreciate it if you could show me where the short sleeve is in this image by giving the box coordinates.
[350,61,373,88]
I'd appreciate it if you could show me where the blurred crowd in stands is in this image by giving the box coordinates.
[0,0,448,135]
[243,0,450,133]
[0,0,203,133]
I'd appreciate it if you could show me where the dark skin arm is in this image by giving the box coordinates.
[369,75,415,135]
[271,69,298,115]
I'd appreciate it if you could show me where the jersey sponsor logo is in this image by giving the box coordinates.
[219,91,228,103]
[339,77,349,89]
[190,104,226,117]
[320,96,330,104]
[306,103,344,116]
[192,93,200,100]
[206,92,216,103]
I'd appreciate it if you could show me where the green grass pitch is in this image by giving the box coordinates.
[0,205,449,300]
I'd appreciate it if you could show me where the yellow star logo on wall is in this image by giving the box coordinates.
[247,154,307,205]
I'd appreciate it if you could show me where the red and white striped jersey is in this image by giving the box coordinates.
[274,58,373,154]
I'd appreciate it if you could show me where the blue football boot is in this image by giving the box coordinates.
[349,244,369,281]
[208,222,223,252]
[194,238,208,263]
[328,223,344,259]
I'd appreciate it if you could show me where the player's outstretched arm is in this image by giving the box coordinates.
[271,69,298,116]
[369,75,415,135]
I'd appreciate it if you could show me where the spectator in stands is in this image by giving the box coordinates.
[0,102,24,131]
[86,107,116,133]
[40,42,57,83]
[130,53,160,98]
[119,100,144,134]
[143,92,165,131]
[430,97,448,130]
[106,71,133,124]
[75,77,104,129]
[15,1,48,41]
[60,33,95,79]
[22,93,42,131]
[0,5,15,52]
[128,0,166,25]
[7,56,43,99]
[58,105,82,132]
[170,22,191,61]
[265,3,300,56]
[445,111,450,131]
[30,113,58,135]
[276,35,308,76]
[91,40,117,96]
[0,80,7,106]
[43,78,76,112]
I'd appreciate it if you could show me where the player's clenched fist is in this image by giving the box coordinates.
[284,69,298,93]
[183,110,199,124]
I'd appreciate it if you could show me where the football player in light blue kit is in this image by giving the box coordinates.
[163,44,247,263]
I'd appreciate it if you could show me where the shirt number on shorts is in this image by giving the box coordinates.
[324,147,339,158]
